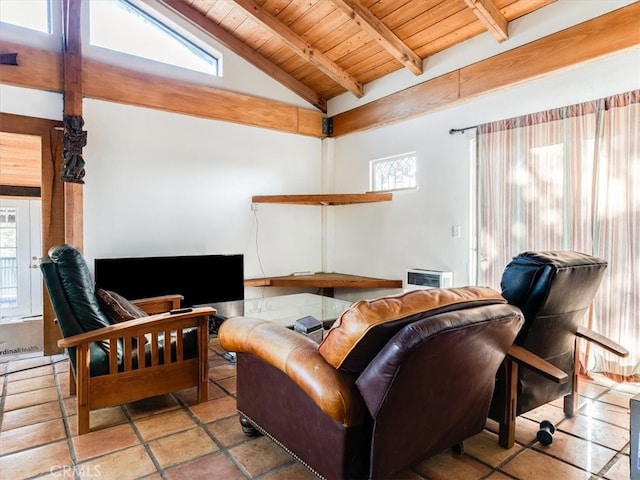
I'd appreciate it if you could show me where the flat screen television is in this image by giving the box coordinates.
[94,254,244,307]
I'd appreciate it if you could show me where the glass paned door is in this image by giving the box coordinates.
[0,199,42,319]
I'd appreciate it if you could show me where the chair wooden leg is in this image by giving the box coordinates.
[68,368,76,396]
[498,358,518,449]
[76,345,90,435]
[77,399,90,435]
[198,325,209,403]
[564,338,580,417]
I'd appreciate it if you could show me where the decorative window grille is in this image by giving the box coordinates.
[370,152,417,192]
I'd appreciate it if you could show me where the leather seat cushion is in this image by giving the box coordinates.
[319,286,506,372]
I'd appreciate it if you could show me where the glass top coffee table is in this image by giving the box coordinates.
[209,293,352,330]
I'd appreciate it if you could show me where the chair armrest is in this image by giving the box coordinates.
[131,294,184,314]
[58,307,214,348]
[507,345,569,384]
[576,325,629,357]
[219,317,365,426]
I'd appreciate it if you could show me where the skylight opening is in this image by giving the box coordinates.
[89,0,220,77]
[0,0,51,34]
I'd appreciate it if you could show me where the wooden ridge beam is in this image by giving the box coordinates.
[331,3,640,136]
[463,0,509,42]
[0,41,324,137]
[158,0,327,112]
[0,40,62,91]
[331,0,423,75]
[81,59,325,137]
[232,0,364,98]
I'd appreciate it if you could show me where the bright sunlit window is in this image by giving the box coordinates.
[370,152,418,192]
[89,0,220,76]
[0,0,51,33]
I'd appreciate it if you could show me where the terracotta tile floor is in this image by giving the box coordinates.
[1,338,637,480]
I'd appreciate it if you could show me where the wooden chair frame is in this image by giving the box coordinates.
[497,326,629,448]
[58,294,213,435]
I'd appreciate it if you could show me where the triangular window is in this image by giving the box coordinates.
[89,0,220,77]
[0,0,51,34]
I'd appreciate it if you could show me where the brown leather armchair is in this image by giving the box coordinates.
[219,286,524,479]
[489,251,629,448]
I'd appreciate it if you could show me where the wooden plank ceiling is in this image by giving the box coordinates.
[0,132,42,188]
[162,0,555,111]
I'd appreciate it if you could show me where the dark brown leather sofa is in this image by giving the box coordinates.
[219,286,524,479]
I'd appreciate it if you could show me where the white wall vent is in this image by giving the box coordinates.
[404,269,453,290]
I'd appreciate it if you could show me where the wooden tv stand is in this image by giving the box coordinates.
[244,272,402,297]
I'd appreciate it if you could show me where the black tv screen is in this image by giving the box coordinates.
[94,254,244,307]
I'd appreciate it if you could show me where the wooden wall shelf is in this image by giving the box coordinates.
[251,193,392,206]
[248,193,397,295]
[245,272,402,297]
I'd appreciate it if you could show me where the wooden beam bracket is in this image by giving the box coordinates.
[322,117,334,135]
[0,53,18,65]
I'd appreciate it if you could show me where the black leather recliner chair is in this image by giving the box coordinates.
[40,244,213,434]
[490,251,629,448]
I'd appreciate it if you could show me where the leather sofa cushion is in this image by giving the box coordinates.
[48,244,111,332]
[318,286,506,372]
[96,288,148,324]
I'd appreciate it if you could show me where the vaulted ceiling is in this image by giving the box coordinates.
[161,0,556,112]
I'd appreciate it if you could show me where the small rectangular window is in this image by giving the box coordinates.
[370,152,417,192]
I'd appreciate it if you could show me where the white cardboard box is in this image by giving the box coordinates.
[0,318,43,357]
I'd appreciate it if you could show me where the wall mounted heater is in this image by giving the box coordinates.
[404,269,453,290]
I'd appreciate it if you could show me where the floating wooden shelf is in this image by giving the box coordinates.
[251,192,392,206]
[245,272,403,296]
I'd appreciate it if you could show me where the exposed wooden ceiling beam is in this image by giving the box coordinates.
[232,0,364,98]
[158,0,327,112]
[463,0,509,42]
[331,0,423,75]
[0,39,325,137]
[331,2,640,136]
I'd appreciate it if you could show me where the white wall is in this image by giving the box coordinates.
[329,47,640,300]
[82,99,323,283]
[0,86,323,289]
[0,85,62,120]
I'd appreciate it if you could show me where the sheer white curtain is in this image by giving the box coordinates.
[476,90,639,380]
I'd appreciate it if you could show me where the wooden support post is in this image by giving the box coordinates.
[62,0,84,251]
